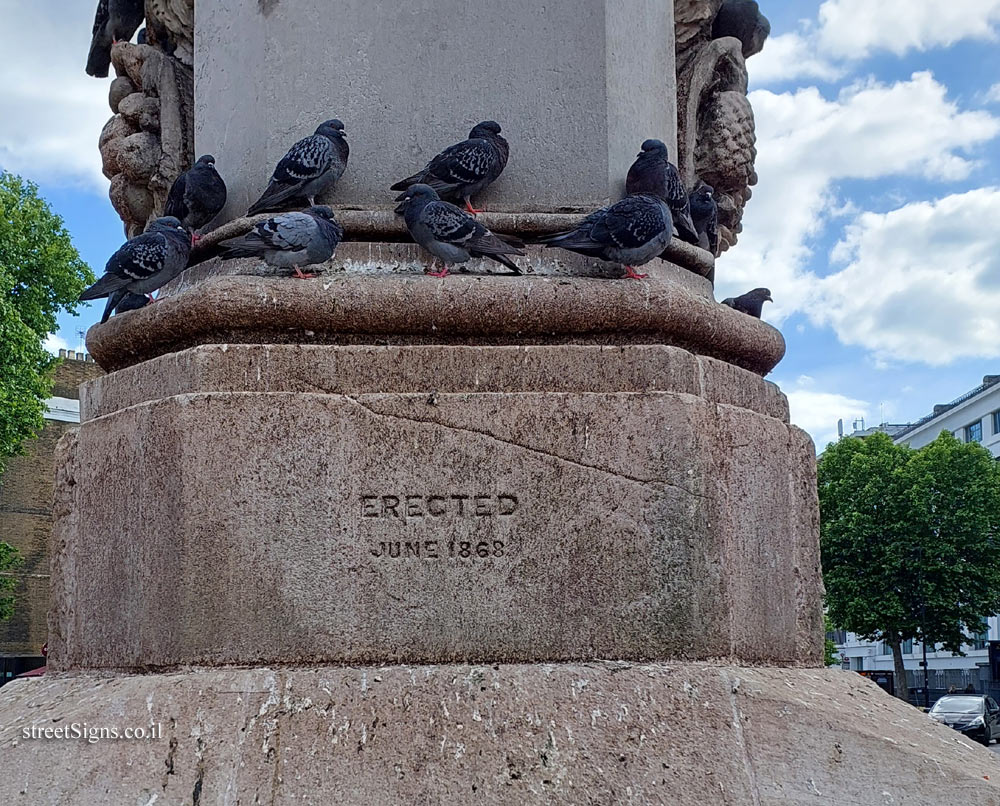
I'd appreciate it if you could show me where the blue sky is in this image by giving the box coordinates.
[2,0,999,449]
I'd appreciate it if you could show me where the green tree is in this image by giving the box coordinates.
[0,171,92,469]
[0,171,93,625]
[824,613,839,667]
[819,431,1000,701]
[0,542,22,621]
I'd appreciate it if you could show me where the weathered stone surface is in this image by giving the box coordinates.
[51,343,815,671]
[117,92,160,132]
[81,344,788,421]
[84,246,785,375]
[101,36,195,236]
[115,130,161,182]
[195,0,676,218]
[1,664,997,805]
[675,2,768,254]
[109,174,155,228]
[108,75,136,114]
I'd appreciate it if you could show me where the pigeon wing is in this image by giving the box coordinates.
[425,139,497,189]
[249,136,334,213]
[273,136,334,185]
[590,196,666,250]
[163,171,189,222]
[86,0,112,77]
[421,201,480,246]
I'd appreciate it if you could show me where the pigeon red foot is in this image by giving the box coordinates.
[426,264,450,278]
[623,266,648,280]
[464,199,484,216]
[292,266,316,279]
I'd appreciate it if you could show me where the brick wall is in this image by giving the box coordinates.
[0,357,104,657]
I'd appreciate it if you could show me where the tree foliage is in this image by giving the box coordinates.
[0,171,93,468]
[820,430,1000,690]
[0,542,22,622]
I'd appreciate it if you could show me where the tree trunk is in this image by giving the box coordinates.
[890,638,909,702]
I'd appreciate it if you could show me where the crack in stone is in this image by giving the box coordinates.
[344,394,711,501]
[723,670,763,806]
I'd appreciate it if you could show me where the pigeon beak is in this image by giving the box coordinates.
[393,199,408,216]
[765,295,773,302]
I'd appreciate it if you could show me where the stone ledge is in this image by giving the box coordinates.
[85,251,783,375]
[80,344,790,422]
[191,212,716,278]
[1,664,996,805]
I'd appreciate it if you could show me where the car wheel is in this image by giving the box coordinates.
[980,732,992,747]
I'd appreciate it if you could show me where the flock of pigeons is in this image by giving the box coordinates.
[79,116,773,324]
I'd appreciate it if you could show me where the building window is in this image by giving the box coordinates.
[993,410,1000,436]
[967,421,983,443]
[902,638,913,654]
[973,624,991,651]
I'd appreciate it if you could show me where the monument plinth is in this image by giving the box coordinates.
[3,1,999,803]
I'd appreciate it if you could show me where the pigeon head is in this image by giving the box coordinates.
[305,205,336,221]
[470,120,502,137]
[692,184,714,202]
[147,216,194,245]
[394,183,440,215]
[638,139,668,158]
[400,184,440,202]
[748,287,773,303]
[317,119,347,139]
[148,216,187,234]
[195,155,216,167]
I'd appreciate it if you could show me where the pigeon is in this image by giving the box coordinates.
[391,121,509,214]
[86,0,145,78]
[689,184,719,256]
[625,139,699,245]
[537,193,672,280]
[395,185,524,278]
[164,155,228,237]
[106,290,151,316]
[79,217,192,323]
[247,120,349,215]
[722,288,772,318]
[136,27,147,45]
[218,206,343,279]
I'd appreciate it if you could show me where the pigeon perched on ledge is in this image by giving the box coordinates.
[86,0,145,78]
[164,155,228,237]
[722,288,772,318]
[391,121,509,215]
[538,193,672,280]
[219,206,344,279]
[689,184,719,256]
[248,120,349,215]
[396,184,524,278]
[109,292,150,315]
[79,217,192,323]
[626,139,699,245]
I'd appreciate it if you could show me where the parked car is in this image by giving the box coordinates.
[929,695,1000,745]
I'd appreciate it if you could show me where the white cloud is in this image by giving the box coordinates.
[817,0,1000,59]
[986,83,1000,104]
[753,0,1000,85]
[717,72,1000,330]
[750,32,845,85]
[779,376,870,449]
[815,188,1000,364]
[43,333,70,356]
[0,4,112,191]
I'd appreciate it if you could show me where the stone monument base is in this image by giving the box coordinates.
[1,663,997,804]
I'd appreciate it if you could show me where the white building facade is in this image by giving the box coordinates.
[832,376,1000,695]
